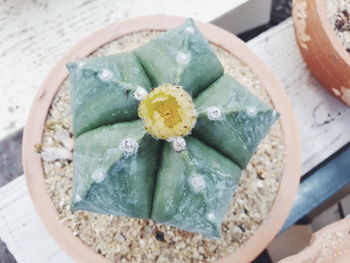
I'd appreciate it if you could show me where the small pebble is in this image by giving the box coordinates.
[139,239,145,247]
[144,226,153,233]
[256,180,264,189]
[54,161,62,168]
[155,230,165,242]
[115,234,126,242]
[59,200,65,208]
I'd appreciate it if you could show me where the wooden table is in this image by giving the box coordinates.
[1,1,350,262]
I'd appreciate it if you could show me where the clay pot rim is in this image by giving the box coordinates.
[22,15,301,263]
[280,217,350,262]
[316,0,350,68]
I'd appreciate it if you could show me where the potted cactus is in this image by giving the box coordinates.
[67,19,278,239]
[23,15,300,263]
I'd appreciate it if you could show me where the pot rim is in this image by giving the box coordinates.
[22,15,301,263]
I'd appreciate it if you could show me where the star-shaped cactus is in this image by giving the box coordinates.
[67,18,279,239]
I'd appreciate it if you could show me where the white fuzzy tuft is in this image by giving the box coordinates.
[133,86,148,101]
[185,26,195,33]
[207,106,223,121]
[176,52,191,64]
[207,213,216,221]
[169,137,186,152]
[120,138,138,155]
[98,69,113,81]
[246,106,257,116]
[189,174,206,192]
[92,168,107,183]
[78,62,85,68]
[74,194,82,202]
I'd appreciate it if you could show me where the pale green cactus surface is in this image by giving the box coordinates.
[67,18,279,239]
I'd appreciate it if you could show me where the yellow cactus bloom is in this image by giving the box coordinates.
[138,84,197,140]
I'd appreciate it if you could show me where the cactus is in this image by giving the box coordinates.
[151,137,241,238]
[67,18,279,239]
[71,120,161,218]
[67,53,152,136]
[194,74,279,168]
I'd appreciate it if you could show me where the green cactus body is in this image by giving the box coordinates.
[134,19,223,97]
[68,18,279,239]
[151,137,241,238]
[194,74,279,168]
[71,120,161,218]
[67,53,152,136]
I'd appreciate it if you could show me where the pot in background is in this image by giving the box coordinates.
[292,0,350,106]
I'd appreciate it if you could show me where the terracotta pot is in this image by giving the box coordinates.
[280,217,350,262]
[22,15,301,263]
[292,0,350,106]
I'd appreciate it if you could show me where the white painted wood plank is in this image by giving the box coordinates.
[0,176,73,263]
[213,0,272,34]
[0,0,248,141]
[248,19,350,174]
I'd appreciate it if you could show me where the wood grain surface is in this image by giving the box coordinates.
[248,19,350,174]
